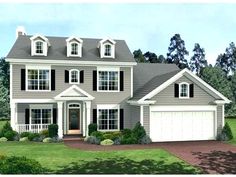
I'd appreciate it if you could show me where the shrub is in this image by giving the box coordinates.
[20,132,30,138]
[19,137,29,142]
[0,137,8,142]
[4,131,18,141]
[139,135,152,144]
[121,136,137,144]
[48,124,58,138]
[132,122,146,141]
[40,130,49,138]
[103,131,122,141]
[100,139,114,146]
[88,123,97,135]
[121,129,133,138]
[0,155,45,174]
[113,137,121,145]
[91,131,104,141]
[222,122,233,140]
[84,136,100,145]
[43,137,52,143]
[28,133,40,141]
[1,121,12,136]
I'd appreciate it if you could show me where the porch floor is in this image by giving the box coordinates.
[63,134,84,141]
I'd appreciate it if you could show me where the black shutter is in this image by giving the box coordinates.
[21,69,26,90]
[120,109,124,130]
[190,84,194,97]
[120,71,124,91]
[93,109,97,124]
[93,70,97,91]
[25,109,29,124]
[51,70,55,91]
[80,70,84,83]
[174,83,179,97]
[53,108,57,124]
[65,70,69,83]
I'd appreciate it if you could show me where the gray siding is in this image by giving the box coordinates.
[143,106,150,135]
[152,76,216,105]
[129,105,140,129]
[217,105,223,135]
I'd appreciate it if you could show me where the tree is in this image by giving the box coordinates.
[215,42,236,76]
[189,43,207,76]
[166,34,189,69]
[133,49,146,63]
[0,57,9,91]
[0,78,10,119]
[143,51,163,63]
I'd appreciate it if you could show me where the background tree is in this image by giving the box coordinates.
[215,42,236,76]
[133,49,146,63]
[143,51,163,63]
[189,43,207,76]
[166,34,189,69]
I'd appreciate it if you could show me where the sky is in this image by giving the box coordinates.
[1,3,236,64]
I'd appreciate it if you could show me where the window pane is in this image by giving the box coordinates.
[71,70,78,83]
[36,41,43,54]
[28,70,38,90]
[28,69,49,90]
[98,109,108,130]
[108,71,118,91]
[109,109,118,130]
[98,71,108,90]
[31,109,41,124]
[42,109,51,124]
[180,84,188,97]
[104,45,111,56]
[71,43,78,55]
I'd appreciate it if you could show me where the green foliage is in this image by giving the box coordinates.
[84,136,100,145]
[132,122,146,141]
[100,139,114,146]
[48,124,58,138]
[4,130,17,141]
[222,122,233,140]
[120,128,137,144]
[133,49,146,63]
[88,123,97,135]
[139,135,152,144]
[0,137,8,142]
[20,132,30,138]
[28,133,40,141]
[102,131,122,141]
[0,155,45,174]
[90,131,104,140]
[43,137,53,143]
[40,130,49,137]
[0,121,12,136]
[19,137,29,142]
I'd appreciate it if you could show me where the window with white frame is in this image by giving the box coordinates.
[30,105,52,125]
[179,82,189,98]
[27,69,50,90]
[71,43,78,55]
[35,41,43,54]
[98,71,118,91]
[98,107,119,131]
[69,69,79,84]
[104,44,111,56]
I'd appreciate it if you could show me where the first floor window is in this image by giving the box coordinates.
[98,109,118,130]
[98,71,118,91]
[31,108,52,124]
[179,83,189,98]
[27,69,50,90]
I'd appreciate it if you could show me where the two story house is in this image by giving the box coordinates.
[6,27,230,142]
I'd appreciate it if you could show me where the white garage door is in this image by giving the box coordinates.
[150,111,215,142]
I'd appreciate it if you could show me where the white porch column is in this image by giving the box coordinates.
[82,102,86,136]
[57,102,63,139]
[10,102,16,130]
[140,105,144,126]
[85,101,91,136]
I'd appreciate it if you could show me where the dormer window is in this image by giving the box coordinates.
[104,44,111,56]
[179,82,189,99]
[98,38,116,59]
[35,41,43,54]
[30,34,50,56]
[66,37,83,57]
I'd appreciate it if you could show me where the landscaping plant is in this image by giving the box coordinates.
[100,139,114,146]
[48,124,58,138]
[88,123,97,135]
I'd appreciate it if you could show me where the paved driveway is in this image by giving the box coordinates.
[156,141,236,174]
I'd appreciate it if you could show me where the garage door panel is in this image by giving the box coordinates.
[150,110,215,142]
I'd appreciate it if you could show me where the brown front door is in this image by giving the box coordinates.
[69,109,80,130]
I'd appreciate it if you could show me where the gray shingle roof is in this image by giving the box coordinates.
[132,70,181,100]
[7,35,136,63]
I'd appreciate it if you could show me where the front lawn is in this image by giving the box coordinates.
[226,118,236,145]
[0,142,201,174]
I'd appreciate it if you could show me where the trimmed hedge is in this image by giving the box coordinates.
[88,123,97,135]
[48,124,58,138]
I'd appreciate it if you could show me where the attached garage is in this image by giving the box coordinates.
[149,106,217,142]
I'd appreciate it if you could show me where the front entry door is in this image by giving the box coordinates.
[69,109,80,134]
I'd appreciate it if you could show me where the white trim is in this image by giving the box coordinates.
[179,82,190,99]
[127,100,156,105]
[6,58,137,66]
[57,102,63,138]
[10,64,12,104]
[12,99,55,103]
[150,105,217,112]
[85,101,91,136]
[69,69,80,84]
[97,104,120,131]
[30,104,53,109]
[139,68,231,103]
[214,100,228,104]
[98,38,116,59]
[82,102,86,136]
[222,104,225,128]
[131,66,133,97]
[54,85,94,100]
[66,37,83,58]
[67,102,81,133]
[140,105,144,126]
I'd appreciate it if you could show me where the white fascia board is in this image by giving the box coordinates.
[127,100,156,105]
[150,105,217,112]
[30,104,53,109]
[54,97,94,101]
[97,104,119,110]
[97,66,120,71]
[6,58,137,66]
[26,64,51,70]
[214,100,229,104]
[66,37,83,43]
[99,38,116,45]
[30,34,50,45]
[12,99,55,103]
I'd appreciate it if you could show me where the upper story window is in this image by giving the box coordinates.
[35,41,43,54]
[179,82,189,98]
[98,38,116,58]
[69,69,80,84]
[30,35,50,56]
[104,44,111,56]
[66,37,83,57]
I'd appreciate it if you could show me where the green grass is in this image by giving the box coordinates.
[0,142,200,174]
[226,118,236,145]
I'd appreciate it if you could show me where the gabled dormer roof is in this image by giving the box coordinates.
[66,36,83,43]
[30,34,50,46]
[97,37,116,48]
